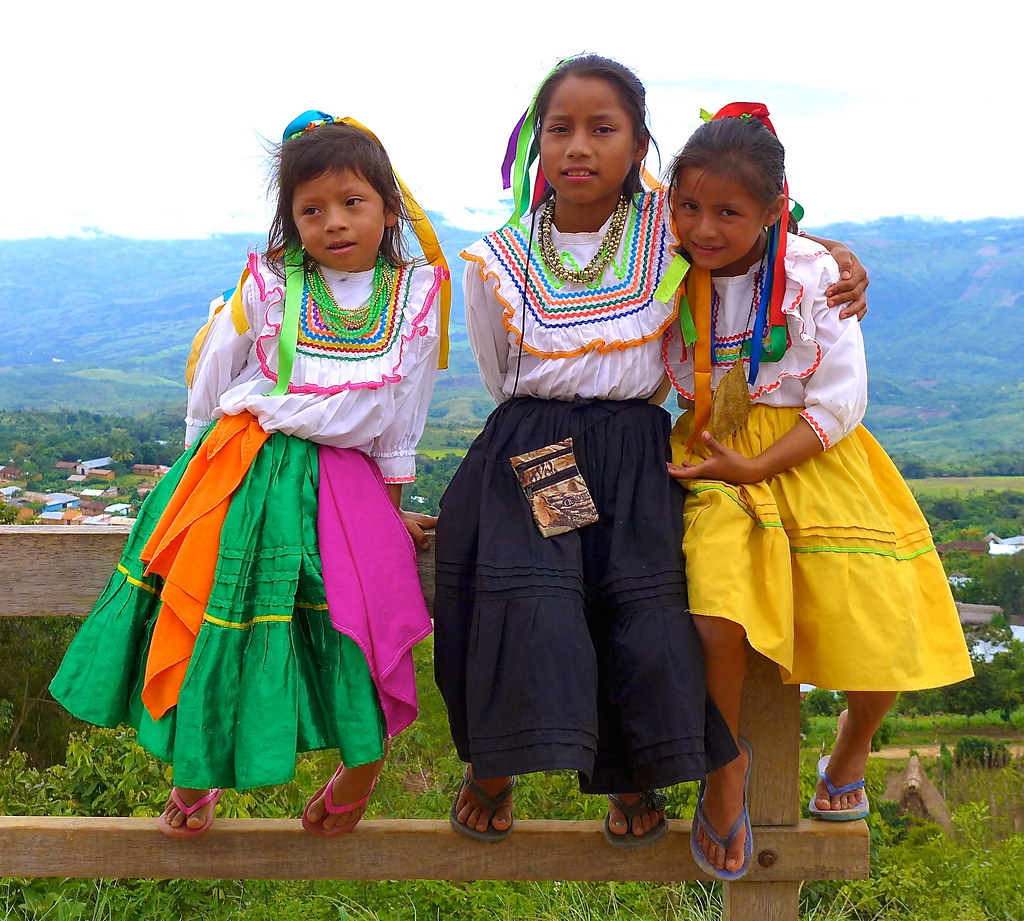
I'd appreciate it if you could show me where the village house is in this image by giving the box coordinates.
[956,602,1004,627]
[75,457,114,476]
[39,508,84,525]
[934,539,989,558]
[43,493,80,512]
[54,461,77,472]
[131,463,170,478]
[988,534,1024,556]
[0,465,21,480]
[0,485,22,501]
[83,468,117,481]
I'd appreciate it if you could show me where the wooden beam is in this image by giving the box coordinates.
[0,817,868,882]
[0,526,435,615]
[0,526,127,617]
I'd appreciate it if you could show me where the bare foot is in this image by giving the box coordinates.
[305,756,385,833]
[814,709,868,812]
[606,792,665,838]
[162,787,216,831]
[452,766,514,834]
[696,744,749,873]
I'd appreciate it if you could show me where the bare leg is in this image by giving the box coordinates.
[814,691,896,812]
[452,764,514,834]
[693,614,749,874]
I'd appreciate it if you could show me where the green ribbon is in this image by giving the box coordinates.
[654,253,689,303]
[267,243,304,396]
[510,125,538,227]
[678,294,698,347]
[654,254,697,346]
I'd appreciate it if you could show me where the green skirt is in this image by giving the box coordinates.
[50,427,385,790]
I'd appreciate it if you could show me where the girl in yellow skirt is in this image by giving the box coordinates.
[659,104,973,880]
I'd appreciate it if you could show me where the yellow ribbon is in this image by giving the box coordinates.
[339,117,450,369]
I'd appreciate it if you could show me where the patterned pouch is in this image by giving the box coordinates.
[509,438,600,538]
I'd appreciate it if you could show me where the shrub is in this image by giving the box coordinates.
[954,735,1010,768]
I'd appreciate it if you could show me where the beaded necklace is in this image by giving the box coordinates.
[537,195,630,286]
[305,254,395,337]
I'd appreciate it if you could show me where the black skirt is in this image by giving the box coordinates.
[434,397,736,793]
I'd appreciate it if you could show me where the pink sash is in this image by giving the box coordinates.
[317,447,432,737]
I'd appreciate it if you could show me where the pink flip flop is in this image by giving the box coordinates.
[157,788,224,839]
[302,759,384,837]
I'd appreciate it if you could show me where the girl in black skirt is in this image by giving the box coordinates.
[432,55,736,848]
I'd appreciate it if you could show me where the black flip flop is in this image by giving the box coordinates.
[449,772,516,842]
[604,790,668,850]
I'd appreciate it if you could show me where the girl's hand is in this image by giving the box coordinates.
[824,244,869,321]
[401,510,437,550]
[667,432,763,485]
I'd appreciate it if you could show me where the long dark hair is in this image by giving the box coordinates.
[667,116,785,208]
[265,123,410,277]
[532,55,653,204]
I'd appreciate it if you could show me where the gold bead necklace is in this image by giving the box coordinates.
[537,195,630,286]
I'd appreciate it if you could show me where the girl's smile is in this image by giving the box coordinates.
[291,170,397,273]
[671,167,784,277]
[539,75,648,233]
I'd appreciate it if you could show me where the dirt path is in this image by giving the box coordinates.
[873,743,1024,760]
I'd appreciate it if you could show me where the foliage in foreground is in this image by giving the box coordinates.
[2,671,1024,919]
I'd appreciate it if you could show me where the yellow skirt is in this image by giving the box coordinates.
[671,405,973,691]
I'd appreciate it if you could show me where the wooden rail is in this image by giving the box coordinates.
[0,526,869,920]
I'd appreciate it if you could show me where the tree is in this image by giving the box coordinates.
[977,553,1024,618]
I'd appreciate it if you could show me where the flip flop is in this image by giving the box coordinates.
[808,754,869,821]
[449,772,516,842]
[604,790,668,850]
[157,788,224,839]
[302,757,385,837]
[690,737,753,881]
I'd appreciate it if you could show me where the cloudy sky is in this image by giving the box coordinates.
[2,0,1015,240]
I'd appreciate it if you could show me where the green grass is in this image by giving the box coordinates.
[67,368,181,388]
[907,475,1024,496]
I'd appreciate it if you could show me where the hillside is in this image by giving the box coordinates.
[0,215,1021,460]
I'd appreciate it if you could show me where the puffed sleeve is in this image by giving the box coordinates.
[184,274,260,446]
[368,269,443,483]
[463,259,511,405]
[798,260,868,450]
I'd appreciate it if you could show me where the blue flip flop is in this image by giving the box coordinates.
[690,738,753,881]
[808,755,869,821]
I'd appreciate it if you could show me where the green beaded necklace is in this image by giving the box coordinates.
[305,253,395,337]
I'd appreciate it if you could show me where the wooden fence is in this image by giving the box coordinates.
[0,525,869,920]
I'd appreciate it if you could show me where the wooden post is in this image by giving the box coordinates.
[722,646,803,921]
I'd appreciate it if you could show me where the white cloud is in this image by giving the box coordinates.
[0,0,1017,239]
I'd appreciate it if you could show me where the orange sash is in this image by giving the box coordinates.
[140,412,270,720]
[686,265,713,449]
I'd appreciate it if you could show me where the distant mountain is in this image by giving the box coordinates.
[0,215,1021,460]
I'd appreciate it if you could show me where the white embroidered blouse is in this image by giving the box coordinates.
[462,189,676,404]
[185,254,445,482]
[662,233,868,450]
